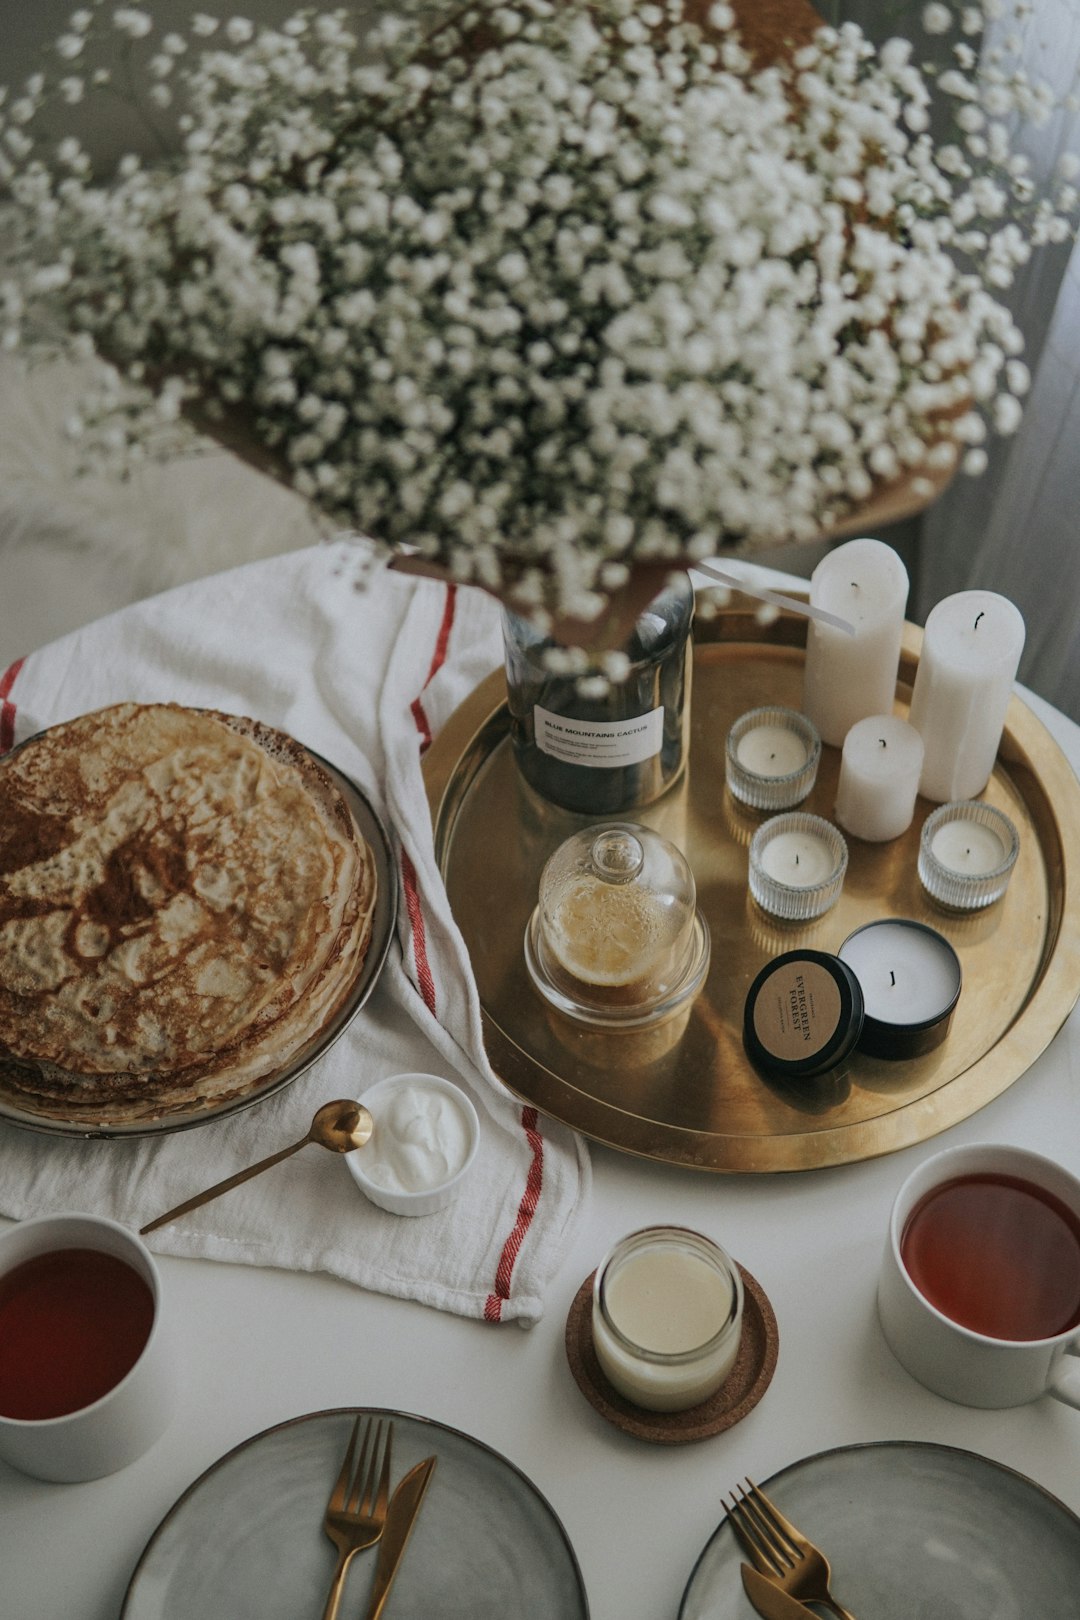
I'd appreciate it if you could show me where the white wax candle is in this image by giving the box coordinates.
[736,724,809,779]
[605,1246,733,1354]
[835,715,925,842]
[930,818,1007,876]
[908,591,1025,802]
[802,539,910,747]
[758,829,836,888]
[839,921,961,1025]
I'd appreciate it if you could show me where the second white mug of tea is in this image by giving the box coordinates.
[0,1211,176,1482]
[878,1142,1080,1410]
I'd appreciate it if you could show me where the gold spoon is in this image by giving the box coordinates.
[139,1099,374,1236]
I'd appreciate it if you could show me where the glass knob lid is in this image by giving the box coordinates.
[589,829,645,885]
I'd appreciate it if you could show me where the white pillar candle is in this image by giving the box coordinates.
[835,715,925,842]
[736,724,809,778]
[802,539,910,747]
[908,591,1025,802]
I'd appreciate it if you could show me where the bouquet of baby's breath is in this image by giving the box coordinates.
[1,0,1076,626]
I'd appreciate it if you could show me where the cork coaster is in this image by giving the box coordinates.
[564,1263,778,1445]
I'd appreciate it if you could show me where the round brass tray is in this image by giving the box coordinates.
[423,607,1080,1171]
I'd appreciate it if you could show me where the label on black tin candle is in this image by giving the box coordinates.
[753,959,842,1061]
[534,705,664,769]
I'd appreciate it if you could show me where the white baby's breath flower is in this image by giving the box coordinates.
[922,2,954,31]
[113,9,153,40]
[1,0,1072,627]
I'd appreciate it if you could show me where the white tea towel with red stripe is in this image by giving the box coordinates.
[0,544,590,1325]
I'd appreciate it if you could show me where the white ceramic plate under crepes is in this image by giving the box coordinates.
[680,1441,1080,1620]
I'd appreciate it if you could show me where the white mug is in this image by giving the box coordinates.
[878,1142,1080,1410]
[0,1213,176,1482]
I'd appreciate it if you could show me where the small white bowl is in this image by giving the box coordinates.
[346,1072,480,1217]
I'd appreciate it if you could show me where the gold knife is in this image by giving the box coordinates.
[741,1564,821,1620]
[362,1455,437,1620]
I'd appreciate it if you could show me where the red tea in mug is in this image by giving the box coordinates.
[900,1172,1080,1341]
[0,1247,155,1420]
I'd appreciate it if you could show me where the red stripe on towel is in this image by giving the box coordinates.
[400,586,458,1006]
[484,1107,545,1322]
[402,583,544,1322]
[0,658,24,754]
[409,584,457,755]
[400,847,437,1016]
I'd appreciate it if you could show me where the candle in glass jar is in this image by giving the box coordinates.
[835,715,925,842]
[759,829,836,886]
[918,800,1020,910]
[931,819,1006,874]
[802,539,910,747]
[908,591,1025,802]
[725,706,821,811]
[737,725,809,777]
[748,813,848,921]
[591,1228,744,1412]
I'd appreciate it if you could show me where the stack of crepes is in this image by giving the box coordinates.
[0,702,377,1125]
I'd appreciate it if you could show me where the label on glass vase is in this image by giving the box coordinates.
[533,705,664,769]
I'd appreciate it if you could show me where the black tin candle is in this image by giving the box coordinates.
[838,919,962,1059]
[743,949,865,1081]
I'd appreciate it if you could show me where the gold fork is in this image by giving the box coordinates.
[723,1477,858,1620]
[320,1415,393,1620]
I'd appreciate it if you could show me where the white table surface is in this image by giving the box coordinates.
[3,657,1079,1620]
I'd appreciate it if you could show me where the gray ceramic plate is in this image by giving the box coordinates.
[120,1408,589,1619]
[680,1441,1080,1620]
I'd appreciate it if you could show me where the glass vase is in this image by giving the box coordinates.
[501,572,693,814]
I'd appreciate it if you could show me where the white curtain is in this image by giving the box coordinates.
[911,0,1080,720]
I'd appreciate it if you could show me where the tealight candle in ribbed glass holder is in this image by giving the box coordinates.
[918,801,1020,910]
[725,706,821,811]
[748,812,848,922]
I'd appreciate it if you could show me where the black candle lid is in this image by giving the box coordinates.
[743,949,864,1080]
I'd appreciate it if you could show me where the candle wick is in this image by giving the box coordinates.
[890,971,896,986]
[878,738,886,748]
[795,854,799,866]
[974,611,984,630]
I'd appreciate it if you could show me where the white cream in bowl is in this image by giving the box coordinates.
[347,1073,479,1216]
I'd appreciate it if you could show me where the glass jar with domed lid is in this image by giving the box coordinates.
[524,822,710,1030]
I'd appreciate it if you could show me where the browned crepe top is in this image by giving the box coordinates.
[0,704,376,1119]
